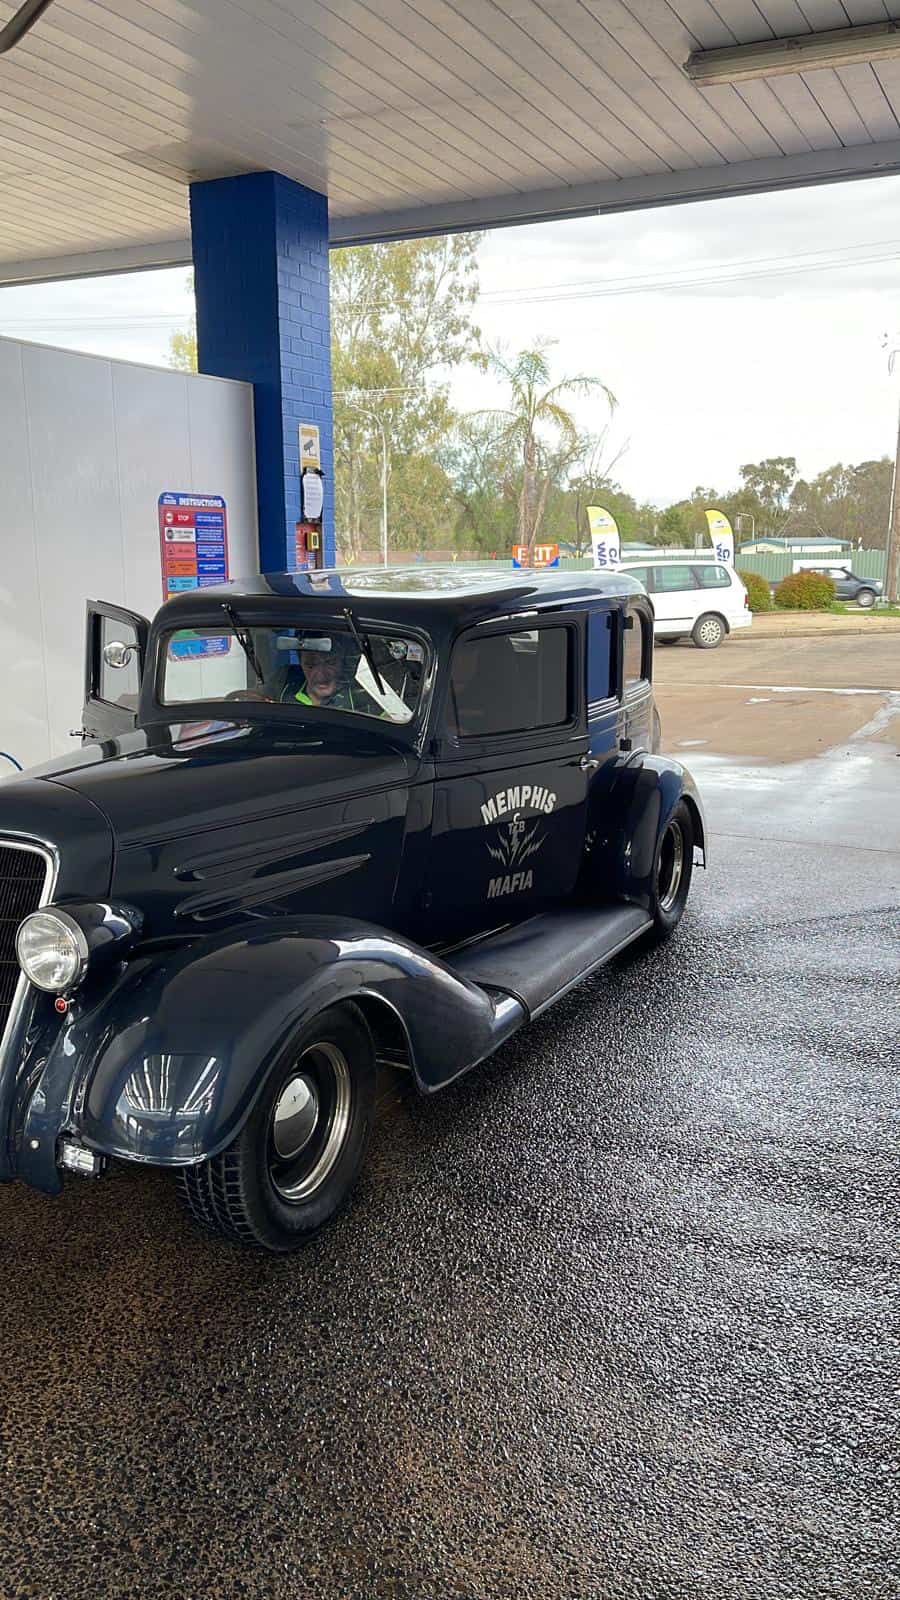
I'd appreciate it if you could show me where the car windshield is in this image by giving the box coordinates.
[160,622,427,724]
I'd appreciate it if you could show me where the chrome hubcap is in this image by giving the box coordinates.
[272,1074,319,1161]
[268,1042,352,1203]
[658,822,685,913]
[699,619,721,644]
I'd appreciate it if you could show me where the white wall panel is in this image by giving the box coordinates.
[0,337,257,774]
[0,341,49,777]
[111,361,193,619]
[185,375,259,583]
[22,341,124,778]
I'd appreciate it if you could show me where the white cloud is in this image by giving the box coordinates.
[1,174,899,506]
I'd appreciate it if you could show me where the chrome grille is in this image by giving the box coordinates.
[0,841,53,1065]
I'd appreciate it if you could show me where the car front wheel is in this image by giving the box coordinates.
[647,802,694,941]
[692,613,726,649]
[177,1004,376,1251]
[856,588,876,609]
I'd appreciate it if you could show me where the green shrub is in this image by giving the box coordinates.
[737,569,772,612]
[774,571,836,610]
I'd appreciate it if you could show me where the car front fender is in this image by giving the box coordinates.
[17,917,524,1186]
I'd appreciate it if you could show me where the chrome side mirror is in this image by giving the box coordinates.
[102,640,135,670]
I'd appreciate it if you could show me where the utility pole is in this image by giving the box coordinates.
[887,395,900,603]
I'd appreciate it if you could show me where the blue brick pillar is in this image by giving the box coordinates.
[189,171,334,571]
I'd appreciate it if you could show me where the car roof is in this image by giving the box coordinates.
[156,563,645,629]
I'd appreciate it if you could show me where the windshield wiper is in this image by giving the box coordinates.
[343,606,386,695]
[221,603,265,685]
[0,0,57,56]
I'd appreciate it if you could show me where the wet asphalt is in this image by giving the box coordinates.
[2,658,899,1600]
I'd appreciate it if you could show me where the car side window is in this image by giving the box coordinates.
[694,564,732,588]
[98,615,141,708]
[448,627,571,739]
[622,608,651,693]
[587,611,614,703]
[623,565,650,591]
[653,564,699,591]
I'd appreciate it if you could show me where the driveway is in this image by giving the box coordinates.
[1,635,898,1600]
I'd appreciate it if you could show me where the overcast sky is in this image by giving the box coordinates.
[1,172,899,508]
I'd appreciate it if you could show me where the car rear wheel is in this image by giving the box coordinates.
[647,802,694,941]
[856,588,876,609]
[657,636,679,646]
[177,1004,376,1252]
[692,613,726,649]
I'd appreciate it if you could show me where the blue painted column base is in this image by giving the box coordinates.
[190,171,334,571]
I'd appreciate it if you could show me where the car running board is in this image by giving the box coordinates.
[444,904,652,1019]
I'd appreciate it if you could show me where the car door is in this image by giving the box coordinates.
[426,618,590,941]
[81,600,150,742]
[649,563,701,635]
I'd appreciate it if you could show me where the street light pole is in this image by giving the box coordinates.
[882,340,900,603]
[886,388,900,605]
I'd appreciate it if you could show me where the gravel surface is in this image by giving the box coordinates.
[1,644,898,1600]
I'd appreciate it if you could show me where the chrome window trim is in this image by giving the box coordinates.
[0,835,58,1074]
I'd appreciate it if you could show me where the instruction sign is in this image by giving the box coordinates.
[158,493,229,600]
[301,469,324,522]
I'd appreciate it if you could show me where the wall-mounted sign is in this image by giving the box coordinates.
[512,542,559,569]
[158,493,229,600]
[299,423,321,471]
[301,468,324,521]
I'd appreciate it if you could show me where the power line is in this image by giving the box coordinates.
[479,244,900,307]
[478,235,900,301]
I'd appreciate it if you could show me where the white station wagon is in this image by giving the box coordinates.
[617,559,752,649]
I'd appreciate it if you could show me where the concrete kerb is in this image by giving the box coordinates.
[731,613,900,641]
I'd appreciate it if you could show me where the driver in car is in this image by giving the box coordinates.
[290,634,363,710]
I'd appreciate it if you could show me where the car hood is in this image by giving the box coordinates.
[34,720,415,851]
[0,772,114,900]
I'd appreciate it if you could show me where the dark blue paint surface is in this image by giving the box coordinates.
[0,570,704,1188]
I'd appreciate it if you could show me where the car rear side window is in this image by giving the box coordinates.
[449,627,570,738]
[622,609,650,692]
[653,564,699,591]
[694,564,732,588]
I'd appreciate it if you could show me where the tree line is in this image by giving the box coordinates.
[171,241,893,558]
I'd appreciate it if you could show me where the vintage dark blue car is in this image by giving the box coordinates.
[0,566,706,1251]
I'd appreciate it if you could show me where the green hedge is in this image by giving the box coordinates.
[774,571,836,610]
[736,569,772,612]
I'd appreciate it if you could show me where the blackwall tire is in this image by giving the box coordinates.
[856,589,876,609]
[692,613,725,649]
[177,1004,376,1252]
[647,802,694,942]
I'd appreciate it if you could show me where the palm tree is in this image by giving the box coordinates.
[484,343,615,556]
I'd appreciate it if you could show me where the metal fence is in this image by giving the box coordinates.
[343,548,888,581]
[730,550,887,584]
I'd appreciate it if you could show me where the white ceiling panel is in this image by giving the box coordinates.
[1,0,900,280]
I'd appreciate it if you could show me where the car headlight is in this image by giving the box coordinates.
[16,909,89,993]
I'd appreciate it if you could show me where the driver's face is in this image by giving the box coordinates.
[300,648,340,704]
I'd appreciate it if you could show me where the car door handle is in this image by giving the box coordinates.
[579,755,601,773]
